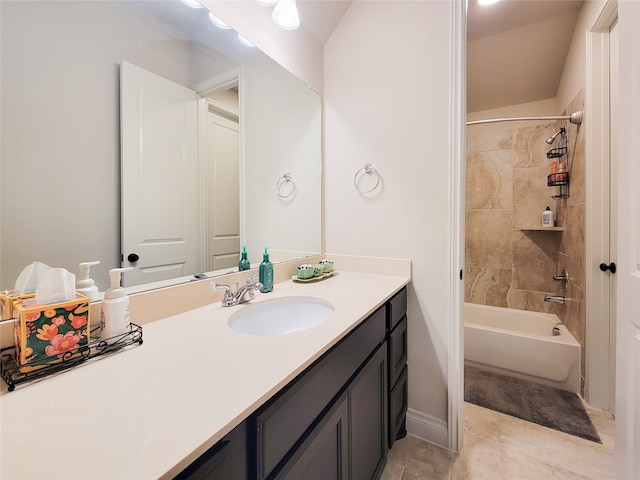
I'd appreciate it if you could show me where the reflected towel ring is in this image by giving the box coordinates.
[276,173,296,198]
[353,163,380,193]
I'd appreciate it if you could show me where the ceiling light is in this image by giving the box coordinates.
[208,12,231,29]
[478,0,500,5]
[256,0,278,6]
[179,0,203,8]
[272,0,300,30]
[237,34,255,47]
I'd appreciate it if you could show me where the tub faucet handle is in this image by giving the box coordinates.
[552,268,569,286]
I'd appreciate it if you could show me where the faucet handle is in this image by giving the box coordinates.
[215,283,233,297]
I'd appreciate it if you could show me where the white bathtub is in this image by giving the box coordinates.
[464,303,581,393]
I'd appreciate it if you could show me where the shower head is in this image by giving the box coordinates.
[546,127,566,145]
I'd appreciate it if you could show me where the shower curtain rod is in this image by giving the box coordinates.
[466,110,583,126]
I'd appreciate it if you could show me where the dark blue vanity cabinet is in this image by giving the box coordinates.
[176,286,408,480]
[254,304,387,480]
[387,287,408,448]
[174,420,248,480]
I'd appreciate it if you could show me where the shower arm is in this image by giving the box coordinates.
[466,110,583,126]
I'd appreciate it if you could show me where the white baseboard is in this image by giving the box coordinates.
[405,408,449,449]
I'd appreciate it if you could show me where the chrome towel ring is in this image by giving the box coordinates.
[353,163,380,193]
[276,173,296,198]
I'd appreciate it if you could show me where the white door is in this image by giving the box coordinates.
[615,2,640,478]
[202,101,240,271]
[121,61,199,286]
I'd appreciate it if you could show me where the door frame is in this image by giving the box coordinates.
[194,68,243,272]
[449,0,466,453]
[585,0,618,411]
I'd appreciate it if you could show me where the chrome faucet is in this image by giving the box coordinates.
[215,276,263,307]
[544,295,566,304]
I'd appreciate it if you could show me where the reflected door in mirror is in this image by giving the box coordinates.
[121,61,198,286]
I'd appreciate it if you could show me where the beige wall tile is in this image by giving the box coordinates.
[464,88,586,351]
[561,203,586,289]
[508,288,562,314]
[466,129,512,154]
[466,150,515,210]
[514,123,562,168]
[512,230,560,292]
[466,210,512,268]
[513,167,557,228]
[465,267,512,307]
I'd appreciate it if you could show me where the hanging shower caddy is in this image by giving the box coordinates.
[546,127,570,199]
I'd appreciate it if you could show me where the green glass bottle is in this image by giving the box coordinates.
[238,246,250,271]
[259,247,273,293]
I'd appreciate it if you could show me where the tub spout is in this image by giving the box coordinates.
[544,295,566,304]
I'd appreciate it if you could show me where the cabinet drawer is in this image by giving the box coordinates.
[254,305,386,480]
[389,316,407,388]
[389,365,408,449]
[387,287,407,331]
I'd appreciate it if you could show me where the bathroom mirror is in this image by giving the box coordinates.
[1,0,321,291]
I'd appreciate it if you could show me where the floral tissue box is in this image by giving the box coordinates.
[13,294,91,373]
[0,289,20,321]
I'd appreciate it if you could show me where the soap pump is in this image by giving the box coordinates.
[100,267,133,342]
[259,248,273,293]
[542,206,555,227]
[76,261,101,302]
[238,246,250,271]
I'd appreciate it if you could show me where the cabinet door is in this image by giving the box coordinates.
[389,365,408,448]
[275,394,349,480]
[254,306,386,480]
[349,345,388,480]
[389,316,407,388]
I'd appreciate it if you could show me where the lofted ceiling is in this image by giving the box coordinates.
[147,0,584,114]
[297,0,353,45]
[467,0,584,113]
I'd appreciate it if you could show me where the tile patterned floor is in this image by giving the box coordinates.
[382,401,615,480]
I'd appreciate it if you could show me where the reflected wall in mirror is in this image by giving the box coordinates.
[1,0,321,291]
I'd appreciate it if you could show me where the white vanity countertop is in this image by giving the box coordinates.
[0,270,409,479]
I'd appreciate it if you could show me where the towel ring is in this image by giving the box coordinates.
[353,164,380,193]
[276,173,296,198]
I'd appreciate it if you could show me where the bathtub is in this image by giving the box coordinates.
[464,303,581,393]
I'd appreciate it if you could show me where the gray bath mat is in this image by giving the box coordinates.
[464,365,601,443]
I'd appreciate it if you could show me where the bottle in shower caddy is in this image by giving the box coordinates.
[542,206,555,227]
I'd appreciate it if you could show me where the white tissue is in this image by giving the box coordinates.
[35,268,76,305]
[14,261,52,294]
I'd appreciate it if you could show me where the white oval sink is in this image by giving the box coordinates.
[228,296,335,336]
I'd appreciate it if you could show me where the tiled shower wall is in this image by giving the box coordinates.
[465,90,586,380]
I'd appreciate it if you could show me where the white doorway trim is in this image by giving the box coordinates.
[449,0,466,453]
[585,0,618,411]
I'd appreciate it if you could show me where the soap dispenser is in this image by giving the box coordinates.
[259,248,273,293]
[238,246,250,271]
[100,267,133,342]
[76,261,100,302]
[542,206,555,227]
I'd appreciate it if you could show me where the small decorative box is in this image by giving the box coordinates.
[13,294,91,373]
[0,290,20,321]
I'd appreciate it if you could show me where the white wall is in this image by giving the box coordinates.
[324,1,460,445]
[242,56,322,265]
[0,1,194,290]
